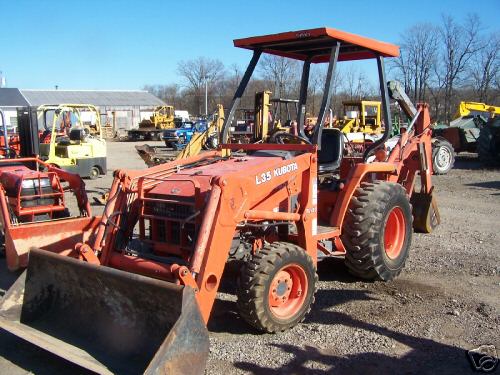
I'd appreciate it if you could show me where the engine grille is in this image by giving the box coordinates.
[142,198,197,248]
[145,201,195,220]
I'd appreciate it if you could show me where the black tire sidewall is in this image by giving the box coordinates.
[478,127,497,162]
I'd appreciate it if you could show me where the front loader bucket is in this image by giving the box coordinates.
[4,216,101,271]
[0,249,209,375]
[411,192,440,233]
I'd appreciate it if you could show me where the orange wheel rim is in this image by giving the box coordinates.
[384,207,406,259]
[268,264,308,319]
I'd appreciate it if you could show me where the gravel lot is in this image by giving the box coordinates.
[0,143,499,374]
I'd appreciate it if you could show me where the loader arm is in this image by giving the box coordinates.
[176,105,225,160]
[454,101,500,119]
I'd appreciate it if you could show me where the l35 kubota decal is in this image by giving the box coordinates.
[255,162,298,185]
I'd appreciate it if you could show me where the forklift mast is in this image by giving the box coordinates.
[17,107,40,158]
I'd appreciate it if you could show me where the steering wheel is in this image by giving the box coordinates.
[270,131,312,145]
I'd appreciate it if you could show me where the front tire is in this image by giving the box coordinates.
[342,181,413,281]
[432,138,455,175]
[89,166,100,180]
[237,242,317,333]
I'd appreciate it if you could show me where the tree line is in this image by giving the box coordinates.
[145,14,498,123]
[390,14,499,122]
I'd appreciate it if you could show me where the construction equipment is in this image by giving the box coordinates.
[228,108,254,143]
[0,27,440,373]
[175,104,224,159]
[134,105,225,167]
[230,91,299,143]
[454,101,500,119]
[128,105,176,141]
[432,101,500,172]
[137,92,296,168]
[334,100,382,134]
[270,96,299,131]
[478,116,500,165]
[0,108,96,271]
[254,91,300,141]
[37,104,107,179]
[162,121,199,149]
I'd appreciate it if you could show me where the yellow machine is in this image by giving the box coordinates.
[454,101,500,119]
[38,104,107,179]
[251,90,300,141]
[176,104,225,159]
[129,105,175,140]
[334,100,382,134]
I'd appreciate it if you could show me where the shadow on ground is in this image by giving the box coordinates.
[465,180,500,190]
[453,154,500,172]
[234,311,474,375]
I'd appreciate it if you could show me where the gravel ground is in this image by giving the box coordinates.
[0,144,499,374]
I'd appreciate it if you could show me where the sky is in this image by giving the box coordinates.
[0,0,498,90]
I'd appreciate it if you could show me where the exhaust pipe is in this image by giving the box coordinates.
[0,249,209,374]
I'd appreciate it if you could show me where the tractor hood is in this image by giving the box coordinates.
[146,154,289,200]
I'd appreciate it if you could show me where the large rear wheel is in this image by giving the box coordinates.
[478,125,500,166]
[342,181,413,281]
[237,242,317,333]
[432,137,455,175]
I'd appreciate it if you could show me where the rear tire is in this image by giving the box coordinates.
[342,181,413,281]
[478,125,499,166]
[237,242,317,333]
[432,138,455,175]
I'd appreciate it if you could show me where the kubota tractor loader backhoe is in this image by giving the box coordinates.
[0,27,440,374]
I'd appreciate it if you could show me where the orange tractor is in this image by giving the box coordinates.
[0,28,439,374]
[0,108,96,271]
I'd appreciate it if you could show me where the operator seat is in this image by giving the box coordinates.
[318,128,344,173]
[69,128,86,143]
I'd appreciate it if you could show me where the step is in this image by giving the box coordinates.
[314,223,340,240]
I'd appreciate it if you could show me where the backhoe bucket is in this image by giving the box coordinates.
[0,249,209,375]
[411,192,440,233]
[4,216,101,271]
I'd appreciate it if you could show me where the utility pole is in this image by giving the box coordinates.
[204,75,208,117]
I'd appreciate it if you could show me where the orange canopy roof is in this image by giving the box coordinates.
[234,27,399,62]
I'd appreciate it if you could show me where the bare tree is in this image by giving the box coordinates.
[390,23,440,103]
[258,55,299,98]
[177,57,225,114]
[340,65,371,101]
[143,84,184,108]
[469,32,500,103]
[435,14,483,122]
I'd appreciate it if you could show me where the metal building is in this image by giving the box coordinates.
[0,88,165,136]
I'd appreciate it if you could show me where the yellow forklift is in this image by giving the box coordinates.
[38,104,107,179]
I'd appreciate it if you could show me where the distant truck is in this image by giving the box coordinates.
[128,105,175,141]
[162,120,208,149]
